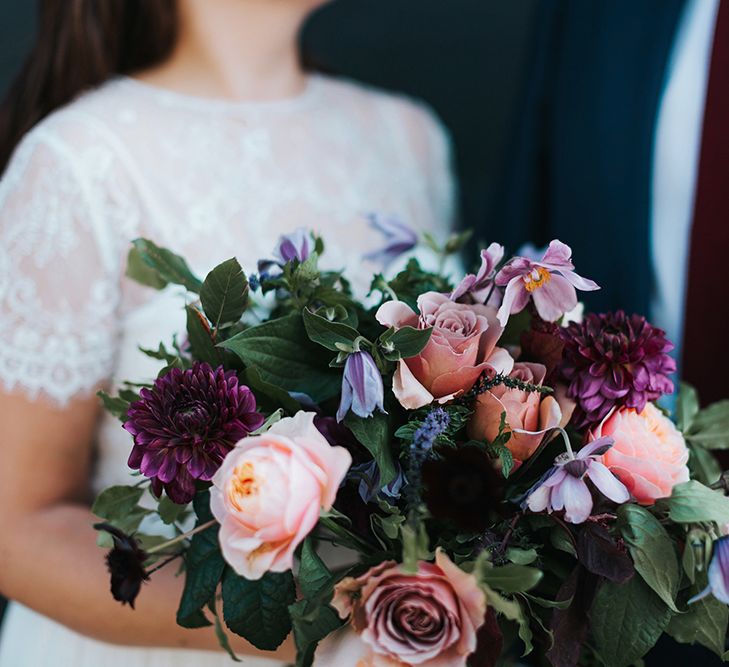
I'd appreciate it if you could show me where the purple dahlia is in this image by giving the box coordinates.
[559,311,676,428]
[124,362,264,504]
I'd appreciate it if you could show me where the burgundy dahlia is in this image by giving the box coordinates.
[559,311,675,427]
[124,362,264,504]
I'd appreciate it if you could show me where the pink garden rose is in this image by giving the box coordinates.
[468,362,564,462]
[592,403,689,505]
[210,411,351,580]
[376,292,513,410]
[316,549,487,666]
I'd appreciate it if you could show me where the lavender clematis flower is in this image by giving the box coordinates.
[275,227,312,264]
[689,536,729,605]
[525,436,630,524]
[351,460,405,504]
[495,240,599,326]
[450,243,504,304]
[337,351,387,422]
[363,213,418,267]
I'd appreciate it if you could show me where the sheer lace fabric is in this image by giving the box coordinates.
[0,74,455,666]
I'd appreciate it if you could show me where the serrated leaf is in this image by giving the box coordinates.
[302,308,359,352]
[618,504,679,611]
[97,390,131,422]
[299,539,331,598]
[345,412,396,487]
[186,305,222,366]
[242,367,301,415]
[667,577,729,657]
[591,576,671,667]
[176,493,225,628]
[289,599,342,667]
[130,238,202,292]
[687,400,729,450]
[200,258,248,329]
[667,480,729,526]
[208,599,241,661]
[222,569,296,650]
[221,315,340,403]
[92,485,145,521]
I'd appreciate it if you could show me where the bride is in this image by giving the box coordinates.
[0,0,454,665]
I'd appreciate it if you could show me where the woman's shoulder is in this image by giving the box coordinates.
[314,73,449,145]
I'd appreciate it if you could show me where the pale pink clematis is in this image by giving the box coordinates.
[376,292,513,410]
[450,242,504,304]
[210,412,351,580]
[525,436,630,524]
[315,549,487,667]
[495,240,599,326]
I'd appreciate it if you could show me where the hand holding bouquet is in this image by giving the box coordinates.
[94,226,729,666]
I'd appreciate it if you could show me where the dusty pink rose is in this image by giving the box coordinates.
[468,362,564,462]
[210,411,351,580]
[315,549,487,667]
[376,292,513,410]
[592,403,689,505]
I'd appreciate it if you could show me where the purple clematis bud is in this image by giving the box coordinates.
[336,351,387,422]
[689,536,729,605]
[525,436,630,524]
[363,213,418,267]
[275,228,312,264]
[351,460,405,504]
[451,242,504,304]
[495,240,599,326]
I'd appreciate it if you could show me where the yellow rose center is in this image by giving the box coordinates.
[523,267,551,292]
[229,461,259,511]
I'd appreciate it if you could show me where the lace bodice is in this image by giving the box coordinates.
[0,74,455,410]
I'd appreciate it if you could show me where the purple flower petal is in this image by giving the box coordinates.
[586,461,630,503]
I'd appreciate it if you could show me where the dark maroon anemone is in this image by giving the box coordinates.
[124,362,264,504]
[94,523,149,608]
[559,311,676,428]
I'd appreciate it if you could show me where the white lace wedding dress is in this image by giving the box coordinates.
[0,73,455,666]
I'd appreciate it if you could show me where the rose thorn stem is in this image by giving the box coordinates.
[145,519,216,555]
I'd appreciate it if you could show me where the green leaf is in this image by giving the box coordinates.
[298,539,331,598]
[221,569,296,650]
[506,547,538,565]
[478,578,533,656]
[676,382,700,432]
[221,315,340,403]
[97,390,132,422]
[185,305,222,366]
[242,367,301,415]
[177,493,225,628]
[687,400,729,450]
[92,485,144,521]
[666,480,729,526]
[200,258,248,329]
[125,245,169,290]
[158,494,188,525]
[208,599,241,662]
[591,576,672,667]
[130,239,202,292]
[380,326,433,360]
[344,412,396,487]
[667,577,729,657]
[618,504,680,612]
[289,599,342,667]
[302,308,359,352]
[477,562,542,594]
[688,442,722,486]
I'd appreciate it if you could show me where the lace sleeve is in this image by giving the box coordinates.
[0,129,120,405]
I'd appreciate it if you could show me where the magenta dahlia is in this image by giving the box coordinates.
[124,362,264,503]
[559,311,676,427]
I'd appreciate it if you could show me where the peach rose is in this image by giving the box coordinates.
[210,411,351,579]
[592,403,689,505]
[376,292,513,410]
[468,362,564,462]
[315,549,486,667]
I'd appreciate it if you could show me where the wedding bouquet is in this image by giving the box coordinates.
[94,224,729,667]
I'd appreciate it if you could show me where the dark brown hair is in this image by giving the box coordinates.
[0,0,178,174]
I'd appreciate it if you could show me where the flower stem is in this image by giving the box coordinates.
[557,428,575,458]
[146,519,216,555]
